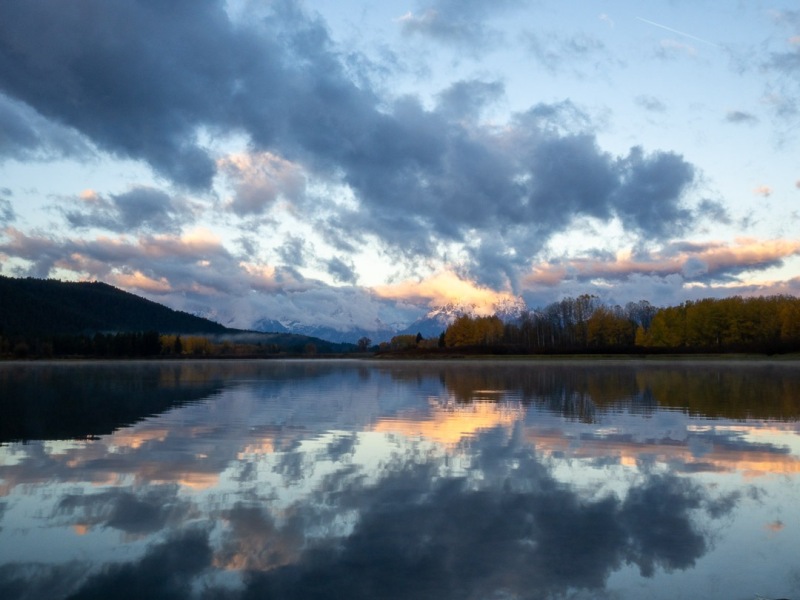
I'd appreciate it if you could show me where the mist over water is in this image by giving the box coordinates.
[1,359,799,600]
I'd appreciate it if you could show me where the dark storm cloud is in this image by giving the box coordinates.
[55,486,191,536]
[65,528,211,600]
[63,187,196,233]
[0,93,92,161]
[325,256,358,284]
[0,0,698,286]
[0,419,750,600]
[435,80,505,120]
[0,1,240,188]
[328,97,694,288]
[620,475,707,576]
[0,562,87,600]
[234,449,729,600]
[612,146,695,237]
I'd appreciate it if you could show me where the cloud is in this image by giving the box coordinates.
[0,1,703,293]
[0,226,240,292]
[654,39,697,60]
[219,152,306,217]
[336,101,695,289]
[636,95,667,112]
[0,93,92,161]
[325,256,358,284]
[435,79,505,120]
[65,528,212,600]
[397,0,525,49]
[4,417,738,600]
[523,31,612,74]
[599,13,615,28]
[236,451,728,600]
[62,187,197,234]
[55,486,191,536]
[5,361,788,599]
[753,184,773,197]
[374,270,520,313]
[761,14,800,121]
[612,146,695,237]
[276,235,309,268]
[620,475,707,577]
[0,1,241,188]
[0,198,14,225]
[696,198,731,224]
[0,224,428,334]
[216,503,303,572]
[725,110,759,124]
[770,9,800,27]
[525,238,800,289]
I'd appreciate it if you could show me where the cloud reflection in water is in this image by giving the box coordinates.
[0,360,798,599]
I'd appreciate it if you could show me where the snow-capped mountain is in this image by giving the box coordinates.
[188,293,528,345]
[252,317,396,345]
[395,303,472,339]
[398,297,527,337]
[247,297,528,344]
[492,297,527,323]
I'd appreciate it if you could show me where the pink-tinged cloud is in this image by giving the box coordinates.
[373,270,520,314]
[109,271,173,293]
[218,152,306,217]
[524,239,800,287]
[0,227,241,294]
[753,184,773,197]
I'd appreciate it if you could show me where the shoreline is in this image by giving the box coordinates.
[2,352,800,366]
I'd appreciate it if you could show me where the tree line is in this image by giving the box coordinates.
[1,331,164,359]
[0,332,336,359]
[0,275,230,337]
[426,294,800,354]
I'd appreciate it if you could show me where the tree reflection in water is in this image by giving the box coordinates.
[0,360,797,600]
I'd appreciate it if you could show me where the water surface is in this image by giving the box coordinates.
[1,359,799,599]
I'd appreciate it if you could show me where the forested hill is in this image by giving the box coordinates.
[0,276,230,335]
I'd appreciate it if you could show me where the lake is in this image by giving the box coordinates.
[1,359,799,600]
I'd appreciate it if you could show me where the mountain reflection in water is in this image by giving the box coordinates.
[0,359,798,600]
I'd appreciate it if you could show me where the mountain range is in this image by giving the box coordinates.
[0,275,528,346]
[0,276,354,353]
[248,298,527,343]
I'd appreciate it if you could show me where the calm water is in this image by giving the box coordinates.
[1,359,799,600]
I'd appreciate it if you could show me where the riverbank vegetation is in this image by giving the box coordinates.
[0,276,355,358]
[384,294,800,356]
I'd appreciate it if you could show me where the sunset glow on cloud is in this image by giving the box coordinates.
[526,239,800,287]
[1,1,799,340]
[373,400,524,447]
[374,270,520,313]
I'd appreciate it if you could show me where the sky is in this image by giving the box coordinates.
[1,0,800,334]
